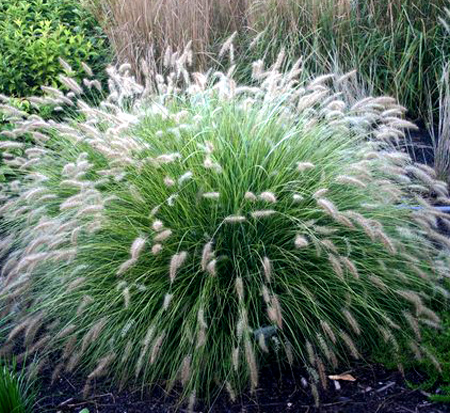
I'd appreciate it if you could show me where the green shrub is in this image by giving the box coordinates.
[0,360,36,413]
[0,55,449,408]
[0,0,110,97]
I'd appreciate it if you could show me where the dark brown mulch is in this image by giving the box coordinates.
[35,363,450,413]
[405,122,435,167]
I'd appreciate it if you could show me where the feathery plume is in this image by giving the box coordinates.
[328,254,344,280]
[201,241,214,271]
[117,258,137,276]
[403,311,421,341]
[169,251,188,283]
[269,295,283,329]
[225,381,236,402]
[178,171,193,185]
[152,220,164,232]
[244,339,258,392]
[51,362,64,384]
[181,355,191,387]
[59,75,83,94]
[340,257,359,279]
[121,341,133,364]
[342,309,361,335]
[188,390,196,413]
[261,284,271,303]
[293,194,304,202]
[259,192,277,203]
[313,188,329,199]
[297,162,315,172]
[76,295,94,316]
[294,235,309,248]
[235,277,244,302]
[232,347,239,371]
[261,256,272,283]
[374,229,397,255]
[245,191,257,201]
[164,176,175,187]
[55,324,77,340]
[321,320,337,344]
[157,153,181,164]
[130,237,147,260]
[206,259,217,276]
[154,229,172,242]
[122,287,131,309]
[317,357,328,389]
[82,317,108,352]
[81,62,94,77]
[167,194,178,206]
[202,192,220,199]
[224,215,246,223]
[251,210,276,218]
[336,175,367,188]
[317,198,339,218]
[258,333,269,353]
[163,293,173,310]
[150,333,165,364]
[152,244,163,255]
[88,353,115,380]
[339,330,360,359]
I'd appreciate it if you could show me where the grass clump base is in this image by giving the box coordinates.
[0,50,449,409]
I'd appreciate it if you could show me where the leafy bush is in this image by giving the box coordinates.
[0,360,36,413]
[0,0,110,97]
[0,53,449,408]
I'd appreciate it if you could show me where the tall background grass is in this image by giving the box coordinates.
[86,0,450,120]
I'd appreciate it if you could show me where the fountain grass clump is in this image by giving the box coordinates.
[0,51,449,408]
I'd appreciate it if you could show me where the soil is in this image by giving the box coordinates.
[35,363,450,413]
[405,122,435,166]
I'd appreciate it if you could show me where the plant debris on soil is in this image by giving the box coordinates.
[35,363,450,413]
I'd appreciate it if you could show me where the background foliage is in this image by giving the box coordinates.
[88,0,450,120]
[0,0,110,97]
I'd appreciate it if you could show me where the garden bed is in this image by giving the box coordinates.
[36,363,449,412]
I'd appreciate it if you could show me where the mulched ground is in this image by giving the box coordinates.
[35,363,450,413]
[405,121,435,166]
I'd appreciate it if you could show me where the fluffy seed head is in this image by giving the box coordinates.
[297,162,315,172]
[152,244,163,255]
[130,237,146,259]
[259,192,277,203]
[152,220,164,232]
[251,210,276,218]
[261,256,272,283]
[169,251,188,283]
[295,235,309,248]
[154,229,172,242]
[224,215,246,223]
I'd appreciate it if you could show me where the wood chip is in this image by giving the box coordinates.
[328,373,356,382]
